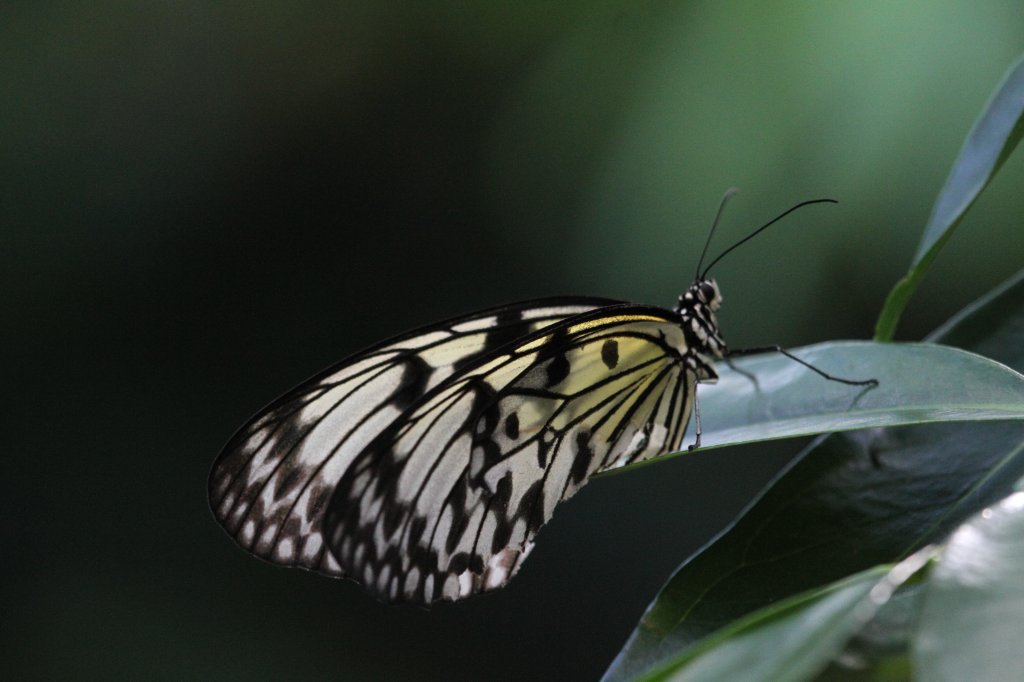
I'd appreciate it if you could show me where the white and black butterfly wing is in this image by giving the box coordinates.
[323,307,696,603]
[208,298,617,577]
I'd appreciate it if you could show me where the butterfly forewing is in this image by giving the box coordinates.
[208,298,616,577]
[323,308,697,603]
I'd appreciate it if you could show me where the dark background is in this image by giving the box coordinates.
[5,3,1024,680]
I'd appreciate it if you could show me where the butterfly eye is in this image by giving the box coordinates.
[698,281,716,302]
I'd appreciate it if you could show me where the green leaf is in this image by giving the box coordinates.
[815,584,925,680]
[927,267,1024,358]
[643,568,888,682]
[913,484,1024,682]
[604,269,1024,682]
[640,553,931,682]
[875,54,1024,341]
[690,341,1024,450]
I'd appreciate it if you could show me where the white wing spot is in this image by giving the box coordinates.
[458,570,475,597]
[241,520,255,545]
[443,574,459,599]
[405,568,421,595]
[303,533,322,559]
[423,574,435,600]
[485,547,518,589]
[613,429,649,468]
[377,565,392,594]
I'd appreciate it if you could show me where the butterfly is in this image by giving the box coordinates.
[208,193,875,604]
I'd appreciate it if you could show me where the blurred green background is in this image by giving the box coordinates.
[5,2,1023,680]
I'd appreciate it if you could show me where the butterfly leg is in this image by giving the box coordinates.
[724,356,759,389]
[726,345,878,387]
[688,385,703,451]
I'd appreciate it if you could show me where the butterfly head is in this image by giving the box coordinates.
[675,278,726,358]
[694,278,722,311]
[682,193,838,361]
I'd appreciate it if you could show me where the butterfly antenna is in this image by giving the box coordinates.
[693,187,739,282]
[700,198,837,279]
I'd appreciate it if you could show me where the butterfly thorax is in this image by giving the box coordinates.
[673,278,726,380]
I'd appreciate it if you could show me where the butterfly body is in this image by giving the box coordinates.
[209,280,727,603]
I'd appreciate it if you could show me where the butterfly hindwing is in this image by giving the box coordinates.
[207,297,618,577]
[323,307,697,603]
